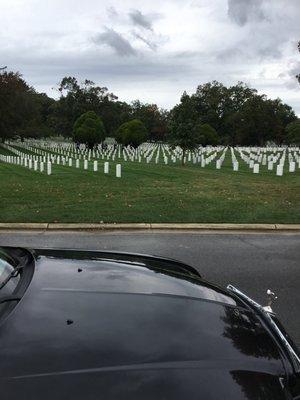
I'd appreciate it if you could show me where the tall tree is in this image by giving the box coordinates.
[49,77,118,137]
[193,81,257,143]
[168,92,202,165]
[229,95,296,145]
[0,69,37,141]
[130,100,169,141]
[285,119,300,145]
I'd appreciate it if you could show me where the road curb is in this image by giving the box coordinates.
[0,223,299,231]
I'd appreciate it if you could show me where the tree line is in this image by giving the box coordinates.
[0,68,299,148]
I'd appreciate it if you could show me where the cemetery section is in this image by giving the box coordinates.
[0,140,299,224]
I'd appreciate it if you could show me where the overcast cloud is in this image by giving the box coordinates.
[0,0,299,114]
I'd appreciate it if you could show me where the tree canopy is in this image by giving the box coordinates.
[116,119,148,148]
[0,69,54,141]
[168,92,203,164]
[73,111,105,148]
[0,68,298,146]
[198,124,220,146]
[285,119,300,145]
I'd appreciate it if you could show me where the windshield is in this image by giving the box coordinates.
[0,251,20,299]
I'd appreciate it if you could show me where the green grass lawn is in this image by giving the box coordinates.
[0,146,299,223]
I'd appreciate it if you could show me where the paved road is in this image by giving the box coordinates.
[0,230,299,345]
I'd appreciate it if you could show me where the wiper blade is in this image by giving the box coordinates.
[0,263,23,291]
[227,284,300,374]
[0,295,21,305]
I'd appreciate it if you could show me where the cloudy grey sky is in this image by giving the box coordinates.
[1,0,299,113]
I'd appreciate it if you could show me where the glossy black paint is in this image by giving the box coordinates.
[0,247,297,399]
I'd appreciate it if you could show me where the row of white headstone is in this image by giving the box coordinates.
[4,139,300,176]
[0,145,122,178]
[0,154,53,175]
[11,140,226,167]
[236,147,299,175]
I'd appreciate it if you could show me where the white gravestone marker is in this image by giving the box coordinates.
[276,164,283,176]
[233,162,239,171]
[289,162,295,172]
[47,162,52,175]
[253,164,259,174]
[116,164,121,178]
[104,161,109,174]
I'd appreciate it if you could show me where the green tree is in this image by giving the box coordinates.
[20,92,55,139]
[0,69,38,141]
[50,77,118,137]
[168,92,202,165]
[73,111,106,148]
[230,95,296,145]
[198,123,220,145]
[116,119,148,148]
[193,81,257,143]
[285,119,300,145]
[130,100,169,142]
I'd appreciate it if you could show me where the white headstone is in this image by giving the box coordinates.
[34,160,38,171]
[268,161,273,171]
[216,160,221,169]
[276,164,283,176]
[289,162,295,172]
[84,159,88,170]
[104,161,109,174]
[93,160,98,172]
[69,158,72,167]
[40,162,44,172]
[116,164,121,178]
[47,162,52,175]
[253,163,259,174]
[233,162,239,171]
[76,159,80,168]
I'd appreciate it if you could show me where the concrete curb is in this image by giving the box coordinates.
[0,223,299,231]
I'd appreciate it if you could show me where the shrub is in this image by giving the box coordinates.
[73,111,105,148]
[116,119,148,148]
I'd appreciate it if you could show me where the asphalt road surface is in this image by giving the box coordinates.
[0,230,299,345]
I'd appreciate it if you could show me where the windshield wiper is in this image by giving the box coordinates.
[227,284,300,375]
[0,263,23,291]
[0,295,21,305]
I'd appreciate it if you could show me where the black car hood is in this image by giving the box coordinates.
[0,249,288,399]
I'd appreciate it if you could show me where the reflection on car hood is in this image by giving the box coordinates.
[0,249,287,399]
